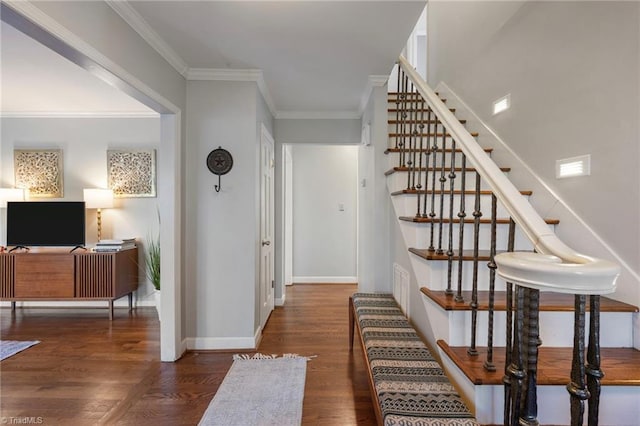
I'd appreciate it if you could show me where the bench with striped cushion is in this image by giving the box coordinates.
[349,292,478,426]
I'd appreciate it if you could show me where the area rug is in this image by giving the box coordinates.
[0,340,40,361]
[198,353,309,426]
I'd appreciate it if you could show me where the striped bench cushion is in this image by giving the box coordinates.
[352,293,478,426]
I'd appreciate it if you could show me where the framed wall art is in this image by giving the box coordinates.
[107,149,156,198]
[14,149,64,198]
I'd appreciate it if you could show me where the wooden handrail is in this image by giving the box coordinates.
[397,55,619,296]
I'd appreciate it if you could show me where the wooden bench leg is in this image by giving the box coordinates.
[349,296,355,351]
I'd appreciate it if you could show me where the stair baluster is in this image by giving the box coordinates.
[586,295,603,426]
[427,119,438,252]
[503,219,516,425]
[394,69,402,150]
[406,84,415,191]
[415,100,425,218]
[445,141,457,295]
[468,171,482,356]
[568,295,589,426]
[399,74,408,169]
[521,288,540,426]
[422,104,433,219]
[484,194,498,371]
[411,89,419,191]
[436,130,447,255]
[508,286,526,425]
[454,153,467,303]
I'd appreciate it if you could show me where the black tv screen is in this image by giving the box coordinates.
[7,201,86,247]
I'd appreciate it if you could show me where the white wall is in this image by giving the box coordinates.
[291,144,358,282]
[0,116,161,301]
[358,85,393,293]
[427,1,640,306]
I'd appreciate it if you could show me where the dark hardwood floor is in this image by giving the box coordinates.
[1,284,376,425]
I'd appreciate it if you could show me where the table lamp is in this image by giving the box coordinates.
[83,188,114,242]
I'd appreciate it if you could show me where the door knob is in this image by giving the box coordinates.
[262,240,271,246]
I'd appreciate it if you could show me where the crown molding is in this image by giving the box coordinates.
[0,111,160,119]
[105,0,189,77]
[188,68,277,117]
[359,74,389,115]
[275,110,362,120]
[187,68,263,81]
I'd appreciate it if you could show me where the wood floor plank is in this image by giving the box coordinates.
[1,284,376,425]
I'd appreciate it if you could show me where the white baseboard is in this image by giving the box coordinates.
[185,327,261,351]
[186,337,255,351]
[275,295,286,306]
[292,276,357,284]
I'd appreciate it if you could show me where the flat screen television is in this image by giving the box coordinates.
[6,201,86,247]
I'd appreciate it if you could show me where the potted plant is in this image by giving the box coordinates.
[145,234,161,319]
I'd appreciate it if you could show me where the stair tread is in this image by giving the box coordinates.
[437,340,640,386]
[385,166,510,176]
[389,132,480,137]
[385,147,492,154]
[421,288,639,313]
[389,108,456,113]
[400,216,559,225]
[391,189,532,196]
[388,119,468,125]
[388,98,445,104]
[409,247,497,261]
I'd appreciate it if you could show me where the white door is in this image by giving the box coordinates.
[260,124,275,328]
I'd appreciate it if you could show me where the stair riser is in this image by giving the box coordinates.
[394,193,519,222]
[442,310,634,348]
[471,383,640,425]
[387,171,496,192]
[386,149,484,170]
[400,220,537,253]
[426,259,507,292]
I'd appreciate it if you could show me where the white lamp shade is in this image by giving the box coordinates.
[83,188,114,209]
[0,188,26,208]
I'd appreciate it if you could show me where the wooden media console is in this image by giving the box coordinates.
[0,247,139,320]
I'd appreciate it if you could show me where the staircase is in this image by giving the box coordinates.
[385,57,639,425]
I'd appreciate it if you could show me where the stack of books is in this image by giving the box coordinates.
[94,238,136,252]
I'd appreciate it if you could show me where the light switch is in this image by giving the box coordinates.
[338,203,345,211]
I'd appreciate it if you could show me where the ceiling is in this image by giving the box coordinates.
[0,21,156,116]
[1,1,425,117]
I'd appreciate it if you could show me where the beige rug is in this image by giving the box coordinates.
[198,353,308,426]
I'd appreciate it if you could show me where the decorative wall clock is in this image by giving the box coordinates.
[206,147,233,192]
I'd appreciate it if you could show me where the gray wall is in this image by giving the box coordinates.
[185,80,266,347]
[428,1,639,293]
[275,118,361,145]
[291,144,358,281]
[0,116,161,302]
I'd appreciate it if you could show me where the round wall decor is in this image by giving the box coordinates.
[206,147,233,192]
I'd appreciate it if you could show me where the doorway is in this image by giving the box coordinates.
[282,144,359,285]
